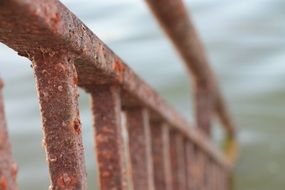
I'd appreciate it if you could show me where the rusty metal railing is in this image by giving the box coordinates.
[145,0,237,163]
[0,0,236,190]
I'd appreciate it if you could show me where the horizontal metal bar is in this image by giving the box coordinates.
[145,0,235,137]
[0,0,232,169]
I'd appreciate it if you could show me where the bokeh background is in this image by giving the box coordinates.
[0,0,284,189]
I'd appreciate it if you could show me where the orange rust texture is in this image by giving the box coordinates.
[0,79,18,190]
[32,52,87,190]
[150,122,172,190]
[112,59,125,73]
[169,131,187,190]
[90,85,128,190]
[125,108,155,190]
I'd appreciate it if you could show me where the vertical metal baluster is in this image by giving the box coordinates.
[0,79,18,190]
[90,85,128,190]
[205,157,212,190]
[221,169,225,190]
[197,149,206,190]
[203,157,208,190]
[32,52,87,190]
[169,131,187,190]
[185,141,196,190]
[212,163,216,190]
[162,125,173,190]
[150,122,172,190]
[215,164,219,190]
[201,152,206,190]
[121,112,134,190]
[226,171,231,190]
[210,160,215,190]
[125,108,155,190]
[218,166,222,190]
[222,168,229,190]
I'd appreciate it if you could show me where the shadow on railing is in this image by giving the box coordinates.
[0,0,237,190]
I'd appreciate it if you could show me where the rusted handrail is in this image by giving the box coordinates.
[145,0,235,137]
[0,0,235,190]
[0,0,230,167]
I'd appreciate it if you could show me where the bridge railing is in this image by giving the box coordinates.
[0,0,236,190]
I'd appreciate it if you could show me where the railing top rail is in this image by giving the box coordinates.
[0,0,232,169]
[145,0,235,138]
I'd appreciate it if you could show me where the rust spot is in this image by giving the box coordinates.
[0,176,7,190]
[55,63,65,72]
[73,118,81,134]
[51,13,60,25]
[57,173,77,189]
[112,59,124,73]
[73,75,78,85]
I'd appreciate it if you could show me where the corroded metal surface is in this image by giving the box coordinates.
[0,0,232,169]
[0,1,235,189]
[90,85,128,190]
[0,80,18,190]
[32,52,87,190]
[150,122,172,190]
[125,108,154,190]
[145,0,235,137]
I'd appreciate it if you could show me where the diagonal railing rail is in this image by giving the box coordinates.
[146,0,235,137]
[0,0,236,190]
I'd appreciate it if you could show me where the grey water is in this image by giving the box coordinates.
[0,0,284,189]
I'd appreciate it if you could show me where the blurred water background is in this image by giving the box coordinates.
[0,0,284,189]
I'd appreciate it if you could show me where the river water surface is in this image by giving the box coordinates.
[0,0,284,189]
